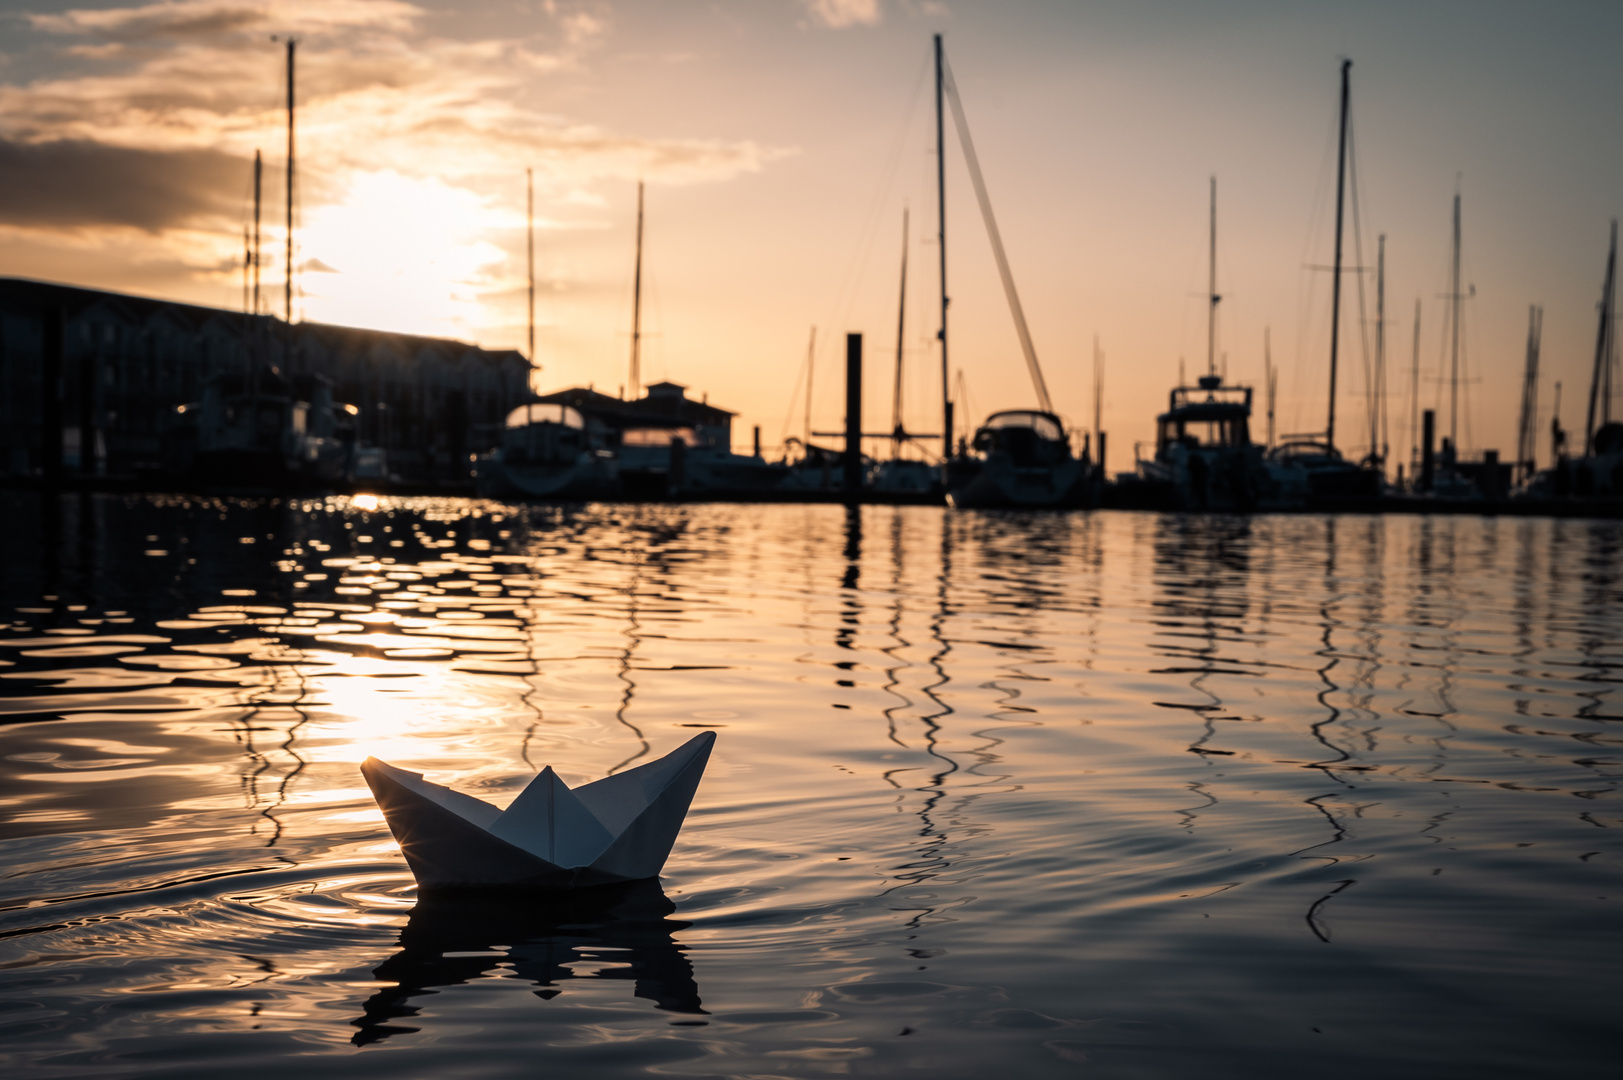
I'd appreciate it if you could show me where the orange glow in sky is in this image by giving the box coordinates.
[1,0,1620,462]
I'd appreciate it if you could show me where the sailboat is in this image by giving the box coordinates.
[476,170,620,500]
[929,36,1088,509]
[1527,219,1622,499]
[1124,178,1297,511]
[1264,59,1382,502]
[606,184,788,497]
[184,40,357,492]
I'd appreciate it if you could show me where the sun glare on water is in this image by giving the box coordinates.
[296,171,511,341]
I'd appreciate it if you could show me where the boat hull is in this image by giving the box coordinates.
[947,456,1087,509]
[476,452,619,500]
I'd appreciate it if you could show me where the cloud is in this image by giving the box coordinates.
[0,136,245,232]
[28,0,422,42]
[1,1,782,188]
[802,0,881,29]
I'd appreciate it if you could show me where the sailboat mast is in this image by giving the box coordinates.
[1410,298,1421,476]
[935,33,951,458]
[285,39,295,326]
[1585,220,1617,454]
[893,207,909,453]
[1373,233,1385,465]
[249,150,259,316]
[1208,176,1219,379]
[1327,58,1350,450]
[630,180,644,398]
[526,168,535,365]
[1449,191,1462,448]
[1517,304,1543,483]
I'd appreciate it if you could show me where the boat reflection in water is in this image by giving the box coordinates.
[475,402,618,500]
[1121,375,1301,511]
[945,409,1088,508]
[351,881,704,1046]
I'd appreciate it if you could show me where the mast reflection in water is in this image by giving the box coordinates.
[0,493,1619,1078]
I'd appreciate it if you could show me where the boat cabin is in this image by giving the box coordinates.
[502,403,589,465]
[1156,375,1253,454]
[972,410,1071,466]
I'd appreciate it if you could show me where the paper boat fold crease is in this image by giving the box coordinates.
[362,731,714,890]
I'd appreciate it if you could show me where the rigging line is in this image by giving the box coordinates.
[1346,108,1375,459]
[940,54,1054,415]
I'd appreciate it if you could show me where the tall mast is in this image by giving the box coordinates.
[1372,233,1385,467]
[1585,220,1617,454]
[1516,304,1543,483]
[284,38,296,326]
[935,33,951,458]
[252,150,262,315]
[893,207,909,454]
[630,180,644,397]
[526,168,535,365]
[1207,175,1219,379]
[1409,298,1421,476]
[1327,58,1350,450]
[1449,190,1462,448]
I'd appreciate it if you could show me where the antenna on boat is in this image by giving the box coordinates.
[630,180,645,398]
[1327,58,1351,452]
[893,206,909,455]
[527,167,536,367]
[1584,219,1617,455]
[1208,176,1220,379]
[935,33,952,460]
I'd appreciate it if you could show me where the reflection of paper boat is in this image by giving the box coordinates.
[362,731,714,890]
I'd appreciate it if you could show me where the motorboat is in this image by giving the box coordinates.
[175,368,356,490]
[946,410,1086,508]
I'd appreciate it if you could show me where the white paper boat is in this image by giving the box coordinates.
[362,731,715,890]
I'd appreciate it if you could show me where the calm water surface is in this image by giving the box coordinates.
[0,493,1619,1078]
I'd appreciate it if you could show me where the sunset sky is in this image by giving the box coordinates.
[1,0,1619,465]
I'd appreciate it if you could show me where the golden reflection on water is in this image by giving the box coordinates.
[0,494,1620,1077]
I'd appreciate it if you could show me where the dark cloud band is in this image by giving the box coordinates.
[0,138,247,233]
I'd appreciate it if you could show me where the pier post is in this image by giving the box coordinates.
[1420,409,1435,493]
[752,424,761,458]
[844,333,863,500]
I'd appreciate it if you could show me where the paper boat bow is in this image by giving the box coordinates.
[362,731,714,890]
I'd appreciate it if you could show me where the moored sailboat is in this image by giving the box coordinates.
[927,35,1091,509]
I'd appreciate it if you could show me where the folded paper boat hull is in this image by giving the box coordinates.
[362,731,714,891]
